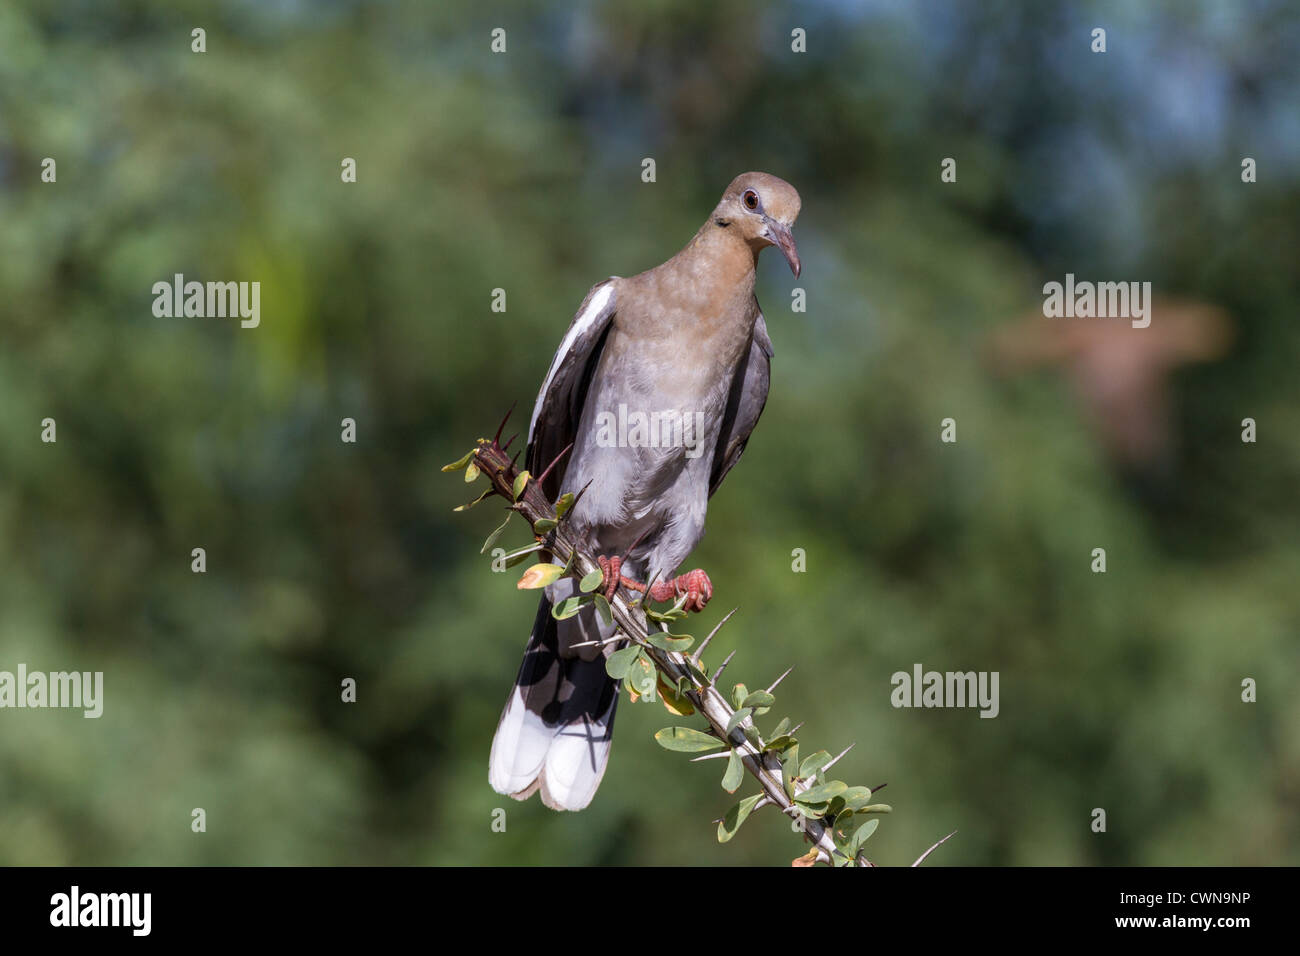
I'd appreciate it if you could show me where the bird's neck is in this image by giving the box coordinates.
[677,219,759,306]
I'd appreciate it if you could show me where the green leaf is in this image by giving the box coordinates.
[725,707,752,735]
[794,800,829,819]
[646,632,694,652]
[858,804,892,815]
[799,750,832,779]
[533,518,557,533]
[654,726,723,753]
[480,512,513,554]
[730,683,749,709]
[826,795,847,819]
[683,660,709,685]
[841,786,875,811]
[797,780,848,804]
[551,595,592,620]
[441,449,475,472]
[517,563,564,590]
[646,606,687,623]
[579,568,604,593]
[741,690,775,710]
[554,492,575,519]
[628,656,657,697]
[465,462,481,483]
[512,471,531,500]
[659,674,695,715]
[721,751,744,793]
[848,818,880,856]
[605,645,639,680]
[782,744,800,796]
[764,734,796,752]
[593,594,614,626]
[717,794,762,843]
[453,488,493,511]
[744,724,762,748]
[768,717,791,740]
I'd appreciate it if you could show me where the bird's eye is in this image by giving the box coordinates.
[742,189,759,210]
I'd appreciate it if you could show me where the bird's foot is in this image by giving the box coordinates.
[597,558,714,613]
[623,568,713,613]
[595,554,624,602]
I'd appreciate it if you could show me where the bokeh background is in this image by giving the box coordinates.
[1,0,1297,865]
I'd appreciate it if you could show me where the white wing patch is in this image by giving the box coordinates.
[527,281,616,445]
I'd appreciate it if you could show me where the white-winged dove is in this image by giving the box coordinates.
[489,172,802,810]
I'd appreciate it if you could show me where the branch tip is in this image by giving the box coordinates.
[766,665,795,693]
[822,742,855,774]
[911,830,957,868]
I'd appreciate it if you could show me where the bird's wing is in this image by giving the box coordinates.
[526,278,618,500]
[708,309,773,497]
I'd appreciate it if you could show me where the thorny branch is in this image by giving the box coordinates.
[448,422,953,867]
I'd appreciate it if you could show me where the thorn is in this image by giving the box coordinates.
[766,665,795,694]
[640,567,663,603]
[502,433,518,452]
[534,441,574,489]
[788,721,806,736]
[493,402,517,444]
[510,449,521,468]
[822,742,855,774]
[911,830,957,868]
[566,634,629,651]
[870,782,888,794]
[689,750,733,762]
[692,607,739,663]
[710,649,737,685]
[564,479,595,522]
[753,796,775,812]
[625,526,652,557]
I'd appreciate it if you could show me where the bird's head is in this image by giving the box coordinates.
[714,172,802,278]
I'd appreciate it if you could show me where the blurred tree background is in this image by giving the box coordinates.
[0,0,1297,865]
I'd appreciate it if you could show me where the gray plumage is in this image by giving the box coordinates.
[490,172,801,810]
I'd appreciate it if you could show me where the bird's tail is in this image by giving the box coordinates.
[489,591,620,811]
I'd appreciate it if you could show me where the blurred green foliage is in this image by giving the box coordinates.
[0,0,1297,865]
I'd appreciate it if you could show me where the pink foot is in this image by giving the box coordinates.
[646,569,713,613]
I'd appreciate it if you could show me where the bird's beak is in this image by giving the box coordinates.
[762,219,801,278]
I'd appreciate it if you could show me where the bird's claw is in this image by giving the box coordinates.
[649,568,713,613]
[599,560,713,613]
[596,554,622,602]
